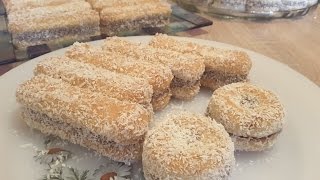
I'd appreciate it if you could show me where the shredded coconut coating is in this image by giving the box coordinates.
[99,2,171,36]
[150,33,252,76]
[65,42,173,97]
[7,2,99,33]
[3,0,84,12]
[103,37,204,100]
[22,108,142,162]
[16,75,152,145]
[143,112,235,180]
[103,37,205,82]
[34,56,153,106]
[87,0,160,11]
[207,82,285,138]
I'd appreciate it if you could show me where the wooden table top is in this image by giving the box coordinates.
[178,6,320,86]
[1,6,319,87]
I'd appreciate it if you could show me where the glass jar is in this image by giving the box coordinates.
[172,0,319,18]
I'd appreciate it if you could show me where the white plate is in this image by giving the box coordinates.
[1,36,320,180]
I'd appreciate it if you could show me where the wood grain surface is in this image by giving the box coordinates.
[1,7,319,87]
[178,6,320,86]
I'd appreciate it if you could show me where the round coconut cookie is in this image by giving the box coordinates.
[142,112,235,180]
[206,82,285,151]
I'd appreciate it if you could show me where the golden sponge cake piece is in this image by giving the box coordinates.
[34,56,153,106]
[65,42,173,111]
[16,75,152,145]
[103,37,205,100]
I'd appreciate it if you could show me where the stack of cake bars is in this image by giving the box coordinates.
[16,55,158,163]
[4,0,172,48]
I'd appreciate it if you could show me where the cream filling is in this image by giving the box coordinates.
[202,70,248,84]
[100,15,169,36]
[152,88,170,100]
[171,77,200,88]
[230,131,280,141]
